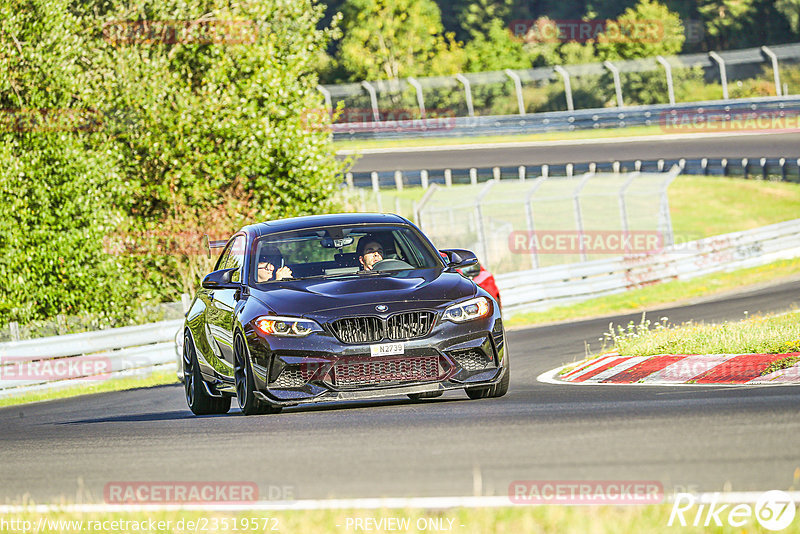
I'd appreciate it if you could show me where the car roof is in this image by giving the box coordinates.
[245,213,411,237]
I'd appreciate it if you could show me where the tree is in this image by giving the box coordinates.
[338,0,464,80]
[775,0,800,34]
[698,0,756,49]
[596,0,685,60]
[457,0,513,39]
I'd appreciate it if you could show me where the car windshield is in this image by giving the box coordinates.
[251,224,441,283]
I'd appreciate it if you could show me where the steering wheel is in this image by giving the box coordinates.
[370,258,413,271]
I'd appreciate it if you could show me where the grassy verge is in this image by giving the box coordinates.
[600,311,800,358]
[334,125,666,151]
[1,504,797,533]
[0,369,179,409]
[505,257,800,329]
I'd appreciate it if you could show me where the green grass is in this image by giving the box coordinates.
[669,176,800,238]
[2,504,799,533]
[505,257,800,329]
[0,369,179,408]
[600,311,800,358]
[334,125,666,151]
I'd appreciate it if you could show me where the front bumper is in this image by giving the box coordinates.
[244,315,507,407]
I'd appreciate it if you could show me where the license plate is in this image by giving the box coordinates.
[370,342,404,357]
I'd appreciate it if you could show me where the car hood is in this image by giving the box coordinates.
[249,269,475,318]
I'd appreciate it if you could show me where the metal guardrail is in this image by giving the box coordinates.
[0,319,182,398]
[496,219,800,314]
[333,95,800,140]
[346,157,800,190]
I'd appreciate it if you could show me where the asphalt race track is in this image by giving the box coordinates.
[1,280,799,504]
[346,132,800,172]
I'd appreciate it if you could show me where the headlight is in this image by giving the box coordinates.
[254,316,321,337]
[442,296,492,323]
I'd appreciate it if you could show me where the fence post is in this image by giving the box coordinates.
[524,177,549,269]
[406,77,427,118]
[541,164,549,178]
[566,163,574,177]
[708,52,729,100]
[455,74,475,117]
[9,321,20,341]
[656,55,676,105]
[420,170,429,189]
[760,158,768,180]
[414,184,440,231]
[444,169,453,187]
[317,85,332,110]
[345,172,354,189]
[518,166,526,181]
[371,171,379,192]
[56,314,67,335]
[492,167,501,181]
[394,170,404,191]
[475,180,497,268]
[505,69,526,115]
[618,172,640,255]
[469,168,478,185]
[604,61,624,107]
[554,66,574,111]
[361,81,380,122]
[573,173,594,261]
[742,158,749,179]
[761,46,782,97]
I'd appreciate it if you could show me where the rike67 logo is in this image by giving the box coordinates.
[669,491,796,531]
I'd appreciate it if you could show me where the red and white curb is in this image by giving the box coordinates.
[539,351,800,386]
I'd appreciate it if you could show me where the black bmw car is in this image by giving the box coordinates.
[182,213,509,415]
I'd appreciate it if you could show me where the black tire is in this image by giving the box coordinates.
[465,366,510,400]
[234,334,282,416]
[183,332,231,415]
[408,391,443,401]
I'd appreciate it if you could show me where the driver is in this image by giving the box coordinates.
[356,235,384,271]
[257,246,293,282]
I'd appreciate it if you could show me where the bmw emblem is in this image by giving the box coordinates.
[375,304,388,312]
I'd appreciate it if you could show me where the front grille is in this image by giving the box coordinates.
[386,312,435,340]
[329,312,436,344]
[333,356,441,386]
[451,349,494,371]
[330,317,384,344]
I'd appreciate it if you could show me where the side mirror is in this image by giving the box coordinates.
[439,248,479,269]
[201,268,240,290]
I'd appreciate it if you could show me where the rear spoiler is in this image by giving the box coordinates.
[202,234,228,259]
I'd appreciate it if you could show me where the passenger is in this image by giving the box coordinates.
[356,235,384,271]
[257,246,293,282]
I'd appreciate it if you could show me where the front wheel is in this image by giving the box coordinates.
[183,332,231,415]
[234,335,282,416]
[465,366,510,400]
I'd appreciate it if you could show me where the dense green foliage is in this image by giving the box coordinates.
[0,0,344,327]
[319,0,800,84]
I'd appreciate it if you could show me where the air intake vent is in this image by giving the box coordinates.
[332,356,441,386]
